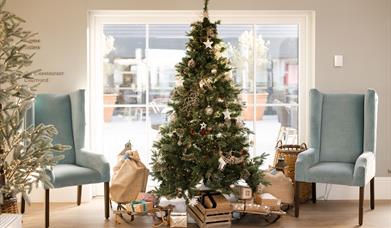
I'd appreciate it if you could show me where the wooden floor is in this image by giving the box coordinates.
[21,198,390,228]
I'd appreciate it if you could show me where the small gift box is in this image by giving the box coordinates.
[128,200,153,213]
[201,192,231,210]
[231,202,245,211]
[259,193,281,211]
[245,202,270,213]
[169,212,187,227]
[236,186,252,200]
[137,192,156,203]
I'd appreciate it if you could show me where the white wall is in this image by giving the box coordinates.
[4,0,391,201]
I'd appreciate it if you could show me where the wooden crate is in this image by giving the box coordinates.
[187,203,231,228]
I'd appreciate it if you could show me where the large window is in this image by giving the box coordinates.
[89,11,314,173]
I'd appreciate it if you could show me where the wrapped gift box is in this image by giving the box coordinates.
[136,192,156,204]
[169,212,187,227]
[235,185,252,200]
[244,202,270,213]
[231,201,270,214]
[231,202,245,211]
[201,192,231,210]
[257,193,281,211]
[128,200,153,213]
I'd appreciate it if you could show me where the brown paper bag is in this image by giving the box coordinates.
[260,170,294,205]
[110,149,149,203]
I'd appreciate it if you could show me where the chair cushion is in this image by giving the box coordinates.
[51,164,102,188]
[319,94,364,163]
[307,162,355,185]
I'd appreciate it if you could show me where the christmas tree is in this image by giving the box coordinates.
[0,0,69,205]
[152,0,267,202]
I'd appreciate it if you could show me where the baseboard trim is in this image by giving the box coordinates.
[26,177,390,202]
[317,177,391,200]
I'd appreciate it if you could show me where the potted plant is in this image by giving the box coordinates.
[0,0,70,212]
[227,30,269,120]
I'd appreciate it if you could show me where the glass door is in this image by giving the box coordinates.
[101,23,299,169]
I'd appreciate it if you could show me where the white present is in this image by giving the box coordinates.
[169,212,187,227]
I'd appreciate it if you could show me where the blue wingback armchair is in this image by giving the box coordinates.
[294,89,378,226]
[21,90,110,228]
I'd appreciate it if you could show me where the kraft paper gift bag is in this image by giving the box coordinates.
[110,149,149,203]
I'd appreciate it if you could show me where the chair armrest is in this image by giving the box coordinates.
[295,148,318,181]
[353,152,375,186]
[76,149,110,182]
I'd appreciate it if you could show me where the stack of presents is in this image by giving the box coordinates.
[109,141,305,227]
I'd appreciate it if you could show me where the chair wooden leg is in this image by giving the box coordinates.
[295,181,300,217]
[370,177,375,210]
[77,185,82,206]
[21,196,25,214]
[359,186,364,226]
[45,189,50,228]
[312,182,316,203]
[104,182,110,219]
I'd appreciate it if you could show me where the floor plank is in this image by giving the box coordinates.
[21,198,391,228]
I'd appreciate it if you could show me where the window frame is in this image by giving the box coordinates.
[87,10,315,155]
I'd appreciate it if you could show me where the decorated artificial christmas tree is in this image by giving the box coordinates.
[0,0,69,208]
[152,0,267,203]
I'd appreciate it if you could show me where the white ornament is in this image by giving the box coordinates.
[199,80,205,88]
[189,198,198,207]
[188,59,196,68]
[203,39,213,49]
[223,109,231,120]
[217,98,224,103]
[215,51,222,58]
[224,71,233,80]
[200,122,207,129]
[169,112,177,122]
[236,120,244,128]
[205,106,213,115]
[211,68,217,74]
[218,156,227,171]
[216,133,222,138]
[175,76,183,87]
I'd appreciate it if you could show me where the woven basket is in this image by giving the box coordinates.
[273,140,311,202]
[1,197,18,214]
